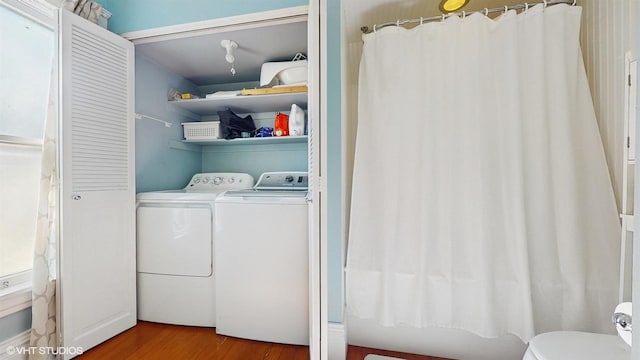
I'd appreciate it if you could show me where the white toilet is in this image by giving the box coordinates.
[523,303,632,360]
[523,331,630,360]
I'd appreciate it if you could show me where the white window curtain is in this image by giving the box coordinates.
[346,4,620,342]
[29,65,58,359]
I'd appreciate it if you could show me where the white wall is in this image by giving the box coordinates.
[579,0,637,305]
[578,0,636,210]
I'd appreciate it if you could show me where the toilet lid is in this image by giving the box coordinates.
[527,331,630,360]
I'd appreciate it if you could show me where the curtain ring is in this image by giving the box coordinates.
[484,8,489,16]
[524,3,529,12]
[504,5,509,14]
[462,11,466,19]
[543,0,548,8]
[442,14,446,22]
[373,24,377,33]
[572,0,576,5]
[420,16,423,25]
[396,20,400,27]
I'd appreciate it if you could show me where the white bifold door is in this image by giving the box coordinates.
[57,9,136,357]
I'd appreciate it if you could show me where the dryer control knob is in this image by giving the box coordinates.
[228,177,235,184]
[213,177,223,185]
[285,175,294,183]
[194,178,201,184]
[203,177,210,183]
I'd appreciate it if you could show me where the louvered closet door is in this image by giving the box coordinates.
[58,9,135,356]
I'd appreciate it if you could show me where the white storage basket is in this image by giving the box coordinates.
[182,121,220,140]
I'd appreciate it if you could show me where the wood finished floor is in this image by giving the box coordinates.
[77,321,450,360]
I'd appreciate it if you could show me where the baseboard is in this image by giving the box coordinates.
[328,322,347,360]
[0,331,30,360]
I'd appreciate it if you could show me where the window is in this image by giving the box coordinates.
[0,2,54,292]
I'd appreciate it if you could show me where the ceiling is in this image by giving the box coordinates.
[135,20,308,85]
[343,0,536,43]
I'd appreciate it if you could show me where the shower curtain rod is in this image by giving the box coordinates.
[361,0,575,34]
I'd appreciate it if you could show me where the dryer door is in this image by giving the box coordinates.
[137,203,213,276]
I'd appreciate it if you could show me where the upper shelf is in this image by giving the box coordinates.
[183,135,308,146]
[169,92,308,115]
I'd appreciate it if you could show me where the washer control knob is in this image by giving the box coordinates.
[213,177,223,185]
[202,177,209,183]
[194,178,201,184]
[228,177,235,184]
[285,175,294,183]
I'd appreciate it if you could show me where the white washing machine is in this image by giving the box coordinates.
[136,172,254,326]
[214,171,309,345]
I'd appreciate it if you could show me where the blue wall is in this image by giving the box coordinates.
[102,0,309,34]
[135,54,203,193]
[202,142,308,181]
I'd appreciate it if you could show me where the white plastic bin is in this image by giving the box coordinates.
[182,121,221,140]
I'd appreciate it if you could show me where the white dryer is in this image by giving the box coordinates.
[214,171,309,345]
[136,173,254,326]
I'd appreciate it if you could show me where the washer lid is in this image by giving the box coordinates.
[527,332,630,360]
[136,190,221,201]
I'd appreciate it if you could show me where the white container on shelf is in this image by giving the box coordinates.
[182,121,220,140]
[260,60,308,87]
[289,104,305,136]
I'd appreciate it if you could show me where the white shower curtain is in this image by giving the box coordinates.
[346,4,620,342]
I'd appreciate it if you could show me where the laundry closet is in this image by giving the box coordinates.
[132,4,313,347]
[55,5,322,359]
